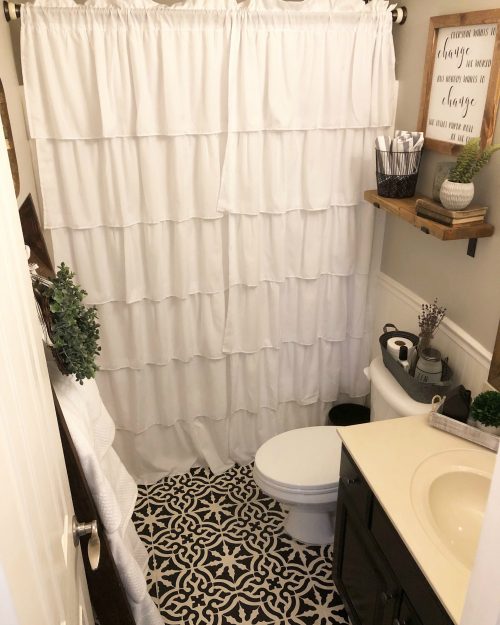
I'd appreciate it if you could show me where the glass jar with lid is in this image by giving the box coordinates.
[415,348,442,383]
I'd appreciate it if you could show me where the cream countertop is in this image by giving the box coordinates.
[337,414,496,625]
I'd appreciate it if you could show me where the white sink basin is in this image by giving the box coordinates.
[411,449,494,571]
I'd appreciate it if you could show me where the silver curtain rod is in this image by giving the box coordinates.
[3,0,407,22]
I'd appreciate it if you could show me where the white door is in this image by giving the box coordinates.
[0,128,92,625]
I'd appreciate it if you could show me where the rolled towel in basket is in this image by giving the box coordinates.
[375,131,424,175]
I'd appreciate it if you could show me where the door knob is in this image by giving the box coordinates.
[72,516,101,571]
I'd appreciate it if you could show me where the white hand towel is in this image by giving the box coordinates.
[49,362,162,625]
[376,131,424,176]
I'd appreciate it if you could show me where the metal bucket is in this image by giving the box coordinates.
[379,324,454,404]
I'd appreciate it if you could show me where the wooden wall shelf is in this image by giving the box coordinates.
[364,190,495,258]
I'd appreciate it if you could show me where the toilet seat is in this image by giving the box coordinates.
[254,426,341,492]
[254,465,339,495]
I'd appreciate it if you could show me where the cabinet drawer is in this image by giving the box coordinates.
[371,501,453,625]
[340,447,372,524]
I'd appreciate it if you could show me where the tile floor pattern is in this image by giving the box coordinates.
[133,463,350,625]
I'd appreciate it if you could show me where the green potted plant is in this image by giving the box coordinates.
[469,390,500,436]
[33,263,101,384]
[440,138,500,210]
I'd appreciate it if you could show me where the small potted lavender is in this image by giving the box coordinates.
[418,298,446,352]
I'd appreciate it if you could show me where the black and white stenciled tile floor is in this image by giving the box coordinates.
[133,463,349,625]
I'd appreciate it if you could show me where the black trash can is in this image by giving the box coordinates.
[328,403,370,426]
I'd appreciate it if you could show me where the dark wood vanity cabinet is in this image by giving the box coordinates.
[333,447,454,625]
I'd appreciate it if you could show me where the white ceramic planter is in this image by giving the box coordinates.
[475,421,500,437]
[439,179,474,210]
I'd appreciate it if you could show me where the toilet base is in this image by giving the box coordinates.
[283,505,336,545]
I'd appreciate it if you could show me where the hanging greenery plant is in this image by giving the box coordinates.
[33,263,101,384]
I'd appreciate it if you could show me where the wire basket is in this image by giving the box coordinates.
[375,149,422,198]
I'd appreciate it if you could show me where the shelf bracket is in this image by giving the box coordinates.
[467,238,478,258]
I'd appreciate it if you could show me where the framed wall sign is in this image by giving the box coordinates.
[417,9,500,155]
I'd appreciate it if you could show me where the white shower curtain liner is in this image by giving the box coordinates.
[22,0,395,483]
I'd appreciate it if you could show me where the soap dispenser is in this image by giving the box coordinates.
[398,345,410,373]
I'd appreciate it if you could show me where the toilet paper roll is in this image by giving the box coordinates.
[387,336,414,361]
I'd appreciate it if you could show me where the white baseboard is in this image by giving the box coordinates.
[373,273,492,397]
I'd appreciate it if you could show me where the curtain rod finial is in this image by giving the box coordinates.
[392,6,407,24]
[3,0,21,22]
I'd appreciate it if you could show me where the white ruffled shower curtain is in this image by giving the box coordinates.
[22,0,395,483]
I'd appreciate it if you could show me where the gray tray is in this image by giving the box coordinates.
[379,324,454,404]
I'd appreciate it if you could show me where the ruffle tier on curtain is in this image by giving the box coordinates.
[22,0,395,483]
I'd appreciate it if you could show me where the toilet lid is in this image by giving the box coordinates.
[254,426,342,490]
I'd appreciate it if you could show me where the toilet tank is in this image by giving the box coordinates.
[367,357,432,421]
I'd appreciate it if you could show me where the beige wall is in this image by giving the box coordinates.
[0,23,38,211]
[382,0,500,352]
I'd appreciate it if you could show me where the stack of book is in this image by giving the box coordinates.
[415,198,487,226]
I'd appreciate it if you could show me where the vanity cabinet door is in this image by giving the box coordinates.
[394,596,423,625]
[371,500,454,625]
[339,448,372,525]
[334,485,399,625]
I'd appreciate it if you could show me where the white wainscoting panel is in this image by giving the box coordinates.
[372,273,492,398]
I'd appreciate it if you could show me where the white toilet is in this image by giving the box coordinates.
[253,356,432,545]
